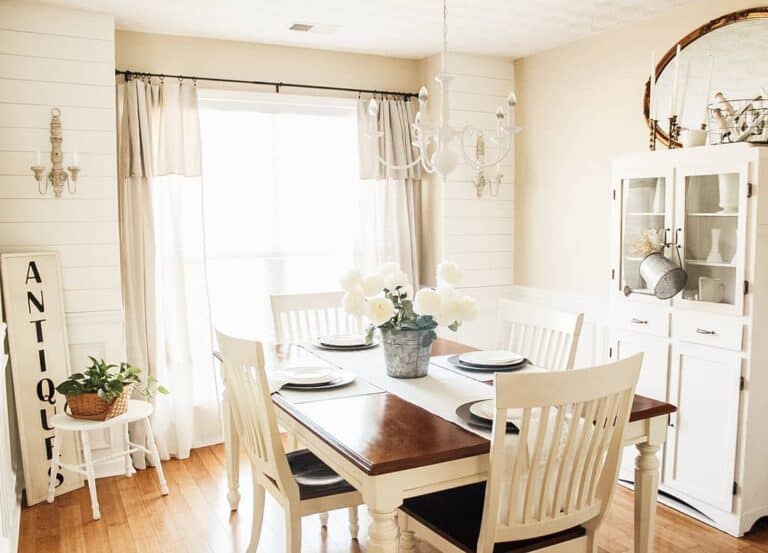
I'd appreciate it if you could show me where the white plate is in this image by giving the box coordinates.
[469,400,522,423]
[273,366,337,385]
[319,334,369,347]
[459,350,525,366]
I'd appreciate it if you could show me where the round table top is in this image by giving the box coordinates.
[53,399,154,430]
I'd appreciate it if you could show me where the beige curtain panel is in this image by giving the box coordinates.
[357,98,423,289]
[117,78,218,463]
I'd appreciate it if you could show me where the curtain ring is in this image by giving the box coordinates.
[159,75,164,83]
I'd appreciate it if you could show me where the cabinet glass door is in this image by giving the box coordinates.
[619,176,669,296]
[676,167,747,314]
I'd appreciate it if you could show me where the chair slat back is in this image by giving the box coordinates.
[270,291,364,344]
[496,299,584,371]
[215,330,299,502]
[477,354,642,552]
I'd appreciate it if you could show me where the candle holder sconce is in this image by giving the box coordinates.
[472,132,503,198]
[30,107,79,198]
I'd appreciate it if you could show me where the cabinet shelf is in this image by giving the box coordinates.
[687,212,738,217]
[685,259,736,268]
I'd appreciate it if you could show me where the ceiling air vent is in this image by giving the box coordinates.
[289,23,314,32]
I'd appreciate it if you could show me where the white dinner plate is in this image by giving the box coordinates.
[459,350,525,367]
[273,366,338,385]
[319,334,369,348]
[469,400,523,423]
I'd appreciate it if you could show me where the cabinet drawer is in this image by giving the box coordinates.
[673,311,743,351]
[613,303,669,337]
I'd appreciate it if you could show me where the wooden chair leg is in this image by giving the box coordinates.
[348,506,359,540]
[80,431,101,520]
[285,509,302,553]
[247,478,266,553]
[143,417,168,495]
[46,430,62,503]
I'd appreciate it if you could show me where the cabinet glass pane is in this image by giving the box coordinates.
[682,173,739,305]
[621,177,667,293]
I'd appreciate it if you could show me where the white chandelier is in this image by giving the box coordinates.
[367,0,520,181]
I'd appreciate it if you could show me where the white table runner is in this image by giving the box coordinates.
[300,344,495,437]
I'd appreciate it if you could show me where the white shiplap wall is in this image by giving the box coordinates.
[0,3,124,541]
[421,53,516,288]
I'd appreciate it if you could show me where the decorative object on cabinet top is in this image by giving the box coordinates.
[643,7,768,148]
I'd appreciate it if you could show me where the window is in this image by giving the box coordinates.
[198,91,365,340]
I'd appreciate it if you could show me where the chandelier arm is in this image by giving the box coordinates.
[375,154,423,171]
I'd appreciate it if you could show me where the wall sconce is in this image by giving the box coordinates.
[473,132,503,198]
[30,107,79,198]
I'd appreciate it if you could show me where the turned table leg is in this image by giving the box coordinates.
[368,508,400,553]
[634,442,661,553]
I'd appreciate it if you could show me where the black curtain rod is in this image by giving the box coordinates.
[115,69,418,98]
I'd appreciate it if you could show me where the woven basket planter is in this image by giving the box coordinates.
[65,384,134,421]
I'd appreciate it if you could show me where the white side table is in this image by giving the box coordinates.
[47,399,168,519]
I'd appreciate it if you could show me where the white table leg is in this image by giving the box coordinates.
[368,508,400,553]
[634,442,661,553]
[46,430,62,503]
[223,394,241,510]
[81,431,101,520]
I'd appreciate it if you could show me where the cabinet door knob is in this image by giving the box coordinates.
[696,328,716,335]
[631,318,648,325]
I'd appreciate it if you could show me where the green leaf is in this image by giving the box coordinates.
[448,321,461,332]
[157,385,170,395]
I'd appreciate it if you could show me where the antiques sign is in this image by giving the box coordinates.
[0,253,81,505]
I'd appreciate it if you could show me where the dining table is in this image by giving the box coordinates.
[216,338,676,553]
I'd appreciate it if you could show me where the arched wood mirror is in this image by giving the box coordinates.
[644,7,768,146]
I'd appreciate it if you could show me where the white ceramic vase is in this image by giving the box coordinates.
[706,228,724,263]
[718,173,739,213]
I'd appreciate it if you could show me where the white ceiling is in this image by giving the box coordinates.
[32,0,695,59]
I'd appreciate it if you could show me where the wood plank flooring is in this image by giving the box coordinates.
[18,444,768,553]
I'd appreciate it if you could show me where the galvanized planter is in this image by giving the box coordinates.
[380,328,433,378]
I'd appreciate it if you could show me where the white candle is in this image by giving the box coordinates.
[73,150,79,165]
[678,60,691,122]
[34,150,41,165]
[703,54,714,126]
[649,50,656,120]
[670,44,681,117]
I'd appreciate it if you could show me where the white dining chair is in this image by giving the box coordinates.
[220,338,362,553]
[270,291,364,344]
[46,399,168,520]
[496,299,584,371]
[399,353,642,553]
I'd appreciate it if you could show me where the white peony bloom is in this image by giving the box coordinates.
[377,262,401,277]
[360,273,385,297]
[457,295,478,322]
[365,297,395,326]
[413,288,441,317]
[437,261,463,286]
[436,297,461,327]
[384,269,410,291]
[340,269,363,293]
[436,284,458,301]
[342,291,366,316]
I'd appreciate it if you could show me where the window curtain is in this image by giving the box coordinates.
[116,78,221,465]
[357,98,423,289]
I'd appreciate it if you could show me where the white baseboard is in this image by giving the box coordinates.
[0,478,21,553]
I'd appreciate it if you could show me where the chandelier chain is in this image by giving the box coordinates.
[441,0,448,74]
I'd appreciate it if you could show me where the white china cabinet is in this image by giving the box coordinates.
[609,143,768,537]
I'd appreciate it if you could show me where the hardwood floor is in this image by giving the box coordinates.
[18,444,768,553]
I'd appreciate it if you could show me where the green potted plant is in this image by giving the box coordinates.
[56,357,168,421]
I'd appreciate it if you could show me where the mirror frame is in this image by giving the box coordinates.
[643,7,768,147]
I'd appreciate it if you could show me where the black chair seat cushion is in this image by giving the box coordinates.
[287,449,356,500]
[401,482,586,553]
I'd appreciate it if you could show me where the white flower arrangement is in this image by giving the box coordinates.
[340,261,477,344]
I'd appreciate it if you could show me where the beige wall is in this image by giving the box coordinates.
[514,0,765,297]
[116,31,420,95]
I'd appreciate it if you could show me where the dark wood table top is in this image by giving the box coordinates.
[273,338,676,476]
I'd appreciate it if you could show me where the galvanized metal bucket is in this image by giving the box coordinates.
[380,328,433,378]
[638,252,687,299]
